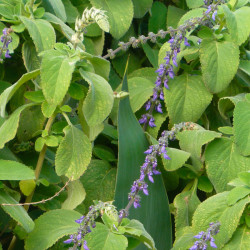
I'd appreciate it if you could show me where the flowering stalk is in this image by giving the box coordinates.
[0,28,13,61]
[190,222,220,250]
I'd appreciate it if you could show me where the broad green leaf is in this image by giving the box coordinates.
[174,191,200,238]
[167,6,187,29]
[20,17,56,53]
[164,74,212,126]
[177,129,221,171]
[238,171,250,187]
[128,67,158,83]
[178,8,205,26]
[0,190,34,233]
[62,180,86,210]
[172,226,194,250]
[128,77,154,112]
[41,49,78,106]
[223,225,250,250]
[124,220,155,249]
[148,2,167,34]
[44,0,67,22]
[200,39,240,93]
[93,145,116,162]
[239,60,250,76]
[218,126,233,135]
[234,99,250,156]
[0,103,36,149]
[85,222,128,250]
[90,0,133,39]
[80,160,116,209]
[19,180,36,196]
[0,160,35,180]
[186,0,204,9]
[218,93,246,119]
[198,176,213,193]
[62,0,79,23]
[41,101,57,118]
[115,70,172,250]
[0,70,40,117]
[25,209,82,250]
[223,5,250,45]
[162,147,190,171]
[227,186,250,206]
[192,192,249,248]
[55,125,92,180]
[24,90,45,103]
[205,137,250,192]
[80,69,114,126]
[132,0,152,18]
[142,43,159,68]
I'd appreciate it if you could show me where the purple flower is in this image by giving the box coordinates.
[64,234,74,244]
[149,117,156,127]
[194,232,204,239]
[147,172,154,183]
[152,89,158,100]
[133,196,141,208]
[172,56,178,67]
[164,55,170,64]
[163,153,170,160]
[144,146,153,154]
[168,68,174,79]
[184,37,190,46]
[155,77,161,86]
[156,103,163,113]
[155,64,165,77]
[139,114,147,124]
[83,241,89,250]
[168,37,174,44]
[160,91,164,100]
[164,78,169,89]
[153,169,161,175]
[142,183,149,195]
[145,101,151,111]
[212,11,217,21]
[5,49,11,58]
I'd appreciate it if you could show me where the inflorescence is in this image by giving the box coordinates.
[190,222,220,250]
[0,28,13,61]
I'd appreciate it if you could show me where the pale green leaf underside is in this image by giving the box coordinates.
[20,17,56,53]
[46,0,67,22]
[233,99,250,156]
[55,125,92,180]
[200,39,240,93]
[0,190,34,233]
[164,74,212,125]
[90,0,133,39]
[25,209,82,250]
[205,137,250,192]
[0,160,35,180]
[80,69,114,126]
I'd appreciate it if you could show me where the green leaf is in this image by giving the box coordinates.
[0,69,40,117]
[80,160,116,209]
[20,17,56,53]
[142,43,159,68]
[128,67,158,83]
[239,60,250,76]
[234,99,250,156]
[68,83,86,100]
[174,191,200,238]
[0,103,36,149]
[0,190,34,233]
[218,93,246,119]
[192,192,249,248]
[19,180,36,196]
[227,186,250,206]
[93,145,116,162]
[205,137,250,192]
[223,5,250,45]
[218,126,233,135]
[44,0,67,22]
[115,69,172,250]
[172,226,194,250]
[223,225,250,250]
[62,0,79,23]
[80,69,114,126]
[0,160,35,180]
[24,90,45,103]
[162,147,190,171]
[178,8,205,26]
[198,176,214,193]
[124,219,156,249]
[128,77,154,112]
[200,39,240,93]
[55,125,92,180]
[177,129,221,171]
[41,101,57,118]
[85,222,128,250]
[132,0,152,18]
[90,0,133,39]
[41,49,78,106]
[25,209,82,250]
[164,74,212,126]
[186,0,204,9]
[148,2,167,33]
[61,180,86,210]
[238,171,250,187]
[167,6,187,29]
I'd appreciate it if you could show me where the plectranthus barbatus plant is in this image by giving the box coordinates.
[138,0,222,129]
[190,222,220,250]
[0,27,13,61]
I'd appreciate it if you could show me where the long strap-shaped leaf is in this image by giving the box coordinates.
[115,68,172,249]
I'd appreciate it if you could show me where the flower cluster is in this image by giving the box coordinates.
[64,201,117,250]
[190,222,220,250]
[119,122,199,219]
[0,28,13,61]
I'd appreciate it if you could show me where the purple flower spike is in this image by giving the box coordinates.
[155,77,161,86]
[142,184,149,195]
[184,37,190,47]
[139,114,147,124]
[194,232,204,239]
[172,56,178,67]
[156,103,163,113]
[168,37,174,44]
[168,70,174,79]
[63,238,73,244]
[145,101,151,111]
[144,146,153,154]
[210,238,217,248]
[133,196,141,208]
[164,78,169,89]
[152,90,158,100]
[155,64,165,77]
[83,241,89,250]
[2,28,7,35]
[160,91,164,100]
[212,11,217,21]
[148,173,154,183]
[149,117,156,127]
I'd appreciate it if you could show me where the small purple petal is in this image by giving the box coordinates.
[149,117,156,128]
[164,78,169,89]
[5,49,11,58]
[3,28,7,35]
[172,56,178,67]
[212,11,217,21]
[153,169,161,175]
[168,70,174,79]
[145,101,151,111]
[83,241,89,250]
[210,239,217,248]
[148,173,154,183]
[139,115,147,124]
[160,91,164,100]
[184,37,190,47]
[194,232,204,239]
[163,153,170,160]
[156,103,163,113]
[144,146,153,154]
[64,239,73,244]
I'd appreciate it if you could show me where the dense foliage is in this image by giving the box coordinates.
[0,0,249,250]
